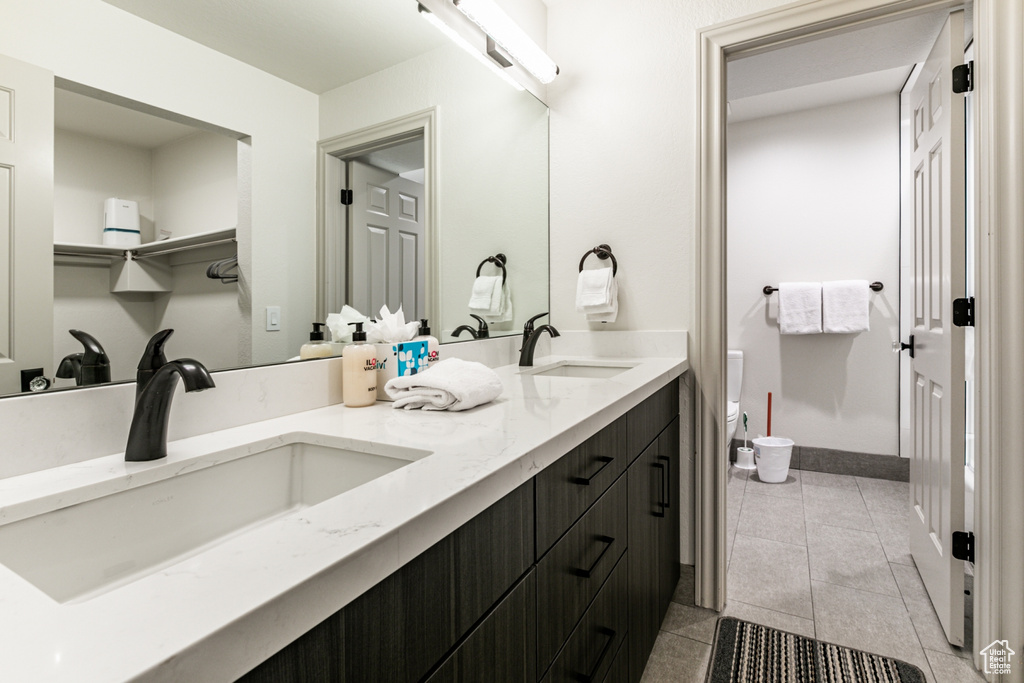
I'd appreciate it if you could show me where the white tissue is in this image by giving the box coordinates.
[326,305,370,343]
[366,305,420,344]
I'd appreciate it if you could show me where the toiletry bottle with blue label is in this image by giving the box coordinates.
[415,319,440,371]
[342,322,377,407]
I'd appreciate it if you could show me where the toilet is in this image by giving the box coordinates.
[726,350,743,443]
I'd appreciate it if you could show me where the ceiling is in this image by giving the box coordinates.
[101,0,447,94]
[727,6,973,120]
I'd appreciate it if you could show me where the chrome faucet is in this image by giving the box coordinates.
[452,314,490,339]
[519,312,559,366]
[125,359,215,462]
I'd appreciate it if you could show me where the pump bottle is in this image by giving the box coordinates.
[300,322,333,359]
[342,322,377,407]
[415,319,440,370]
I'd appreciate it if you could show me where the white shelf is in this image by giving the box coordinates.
[54,227,236,259]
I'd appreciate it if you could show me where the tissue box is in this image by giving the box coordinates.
[375,340,430,401]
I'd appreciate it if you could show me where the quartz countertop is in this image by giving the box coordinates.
[0,354,685,682]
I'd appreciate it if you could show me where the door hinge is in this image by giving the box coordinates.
[340,189,353,205]
[953,297,975,327]
[952,61,974,94]
[952,531,975,563]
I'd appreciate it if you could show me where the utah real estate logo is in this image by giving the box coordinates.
[979,640,1015,676]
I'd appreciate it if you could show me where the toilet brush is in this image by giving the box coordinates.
[743,412,748,450]
[736,411,756,469]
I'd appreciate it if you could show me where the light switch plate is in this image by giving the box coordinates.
[266,306,281,331]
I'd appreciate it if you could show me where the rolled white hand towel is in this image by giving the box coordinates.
[778,282,822,334]
[384,358,503,411]
[822,280,870,333]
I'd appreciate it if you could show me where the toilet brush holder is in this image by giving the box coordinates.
[735,446,756,470]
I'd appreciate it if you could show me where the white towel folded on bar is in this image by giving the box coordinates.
[468,275,502,313]
[483,280,513,323]
[822,280,870,333]
[778,282,822,334]
[384,358,503,411]
[576,267,618,323]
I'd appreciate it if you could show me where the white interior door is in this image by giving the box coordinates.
[0,54,54,395]
[903,10,966,647]
[348,159,425,320]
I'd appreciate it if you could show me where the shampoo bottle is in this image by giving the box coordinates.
[415,319,440,371]
[300,322,333,359]
[342,322,377,407]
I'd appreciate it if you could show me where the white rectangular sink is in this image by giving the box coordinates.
[0,440,427,603]
[520,360,638,379]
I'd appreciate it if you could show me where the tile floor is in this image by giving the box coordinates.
[639,466,985,683]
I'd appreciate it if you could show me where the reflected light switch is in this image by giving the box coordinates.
[266,306,281,331]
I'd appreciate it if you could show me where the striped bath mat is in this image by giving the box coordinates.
[706,617,927,683]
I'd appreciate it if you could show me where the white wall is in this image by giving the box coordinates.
[152,131,237,238]
[726,95,900,456]
[319,43,549,339]
[2,0,319,368]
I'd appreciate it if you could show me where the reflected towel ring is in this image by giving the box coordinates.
[579,244,617,276]
[476,253,507,285]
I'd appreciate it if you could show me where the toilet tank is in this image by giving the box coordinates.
[727,350,743,403]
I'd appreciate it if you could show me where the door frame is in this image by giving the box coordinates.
[316,108,439,325]
[695,0,1024,672]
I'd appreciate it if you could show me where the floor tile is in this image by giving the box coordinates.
[856,477,909,516]
[891,563,973,659]
[727,534,813,619]
[746,468,803,500]
[870,510,914,565]
[660,602,718,644]
[640,631,710,683]
[799,470,859,490]
[736,492,806,545]
[722,599,815,638]
[806,523,899,596]
[811,580,932,675]
[925,648,987,682]
[802,483,875,531]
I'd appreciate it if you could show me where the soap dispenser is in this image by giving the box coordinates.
[300,322,333,359]
[342,322,377,407]
[415,319,440,370]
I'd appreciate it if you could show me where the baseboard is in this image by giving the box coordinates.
[729,439,908,482]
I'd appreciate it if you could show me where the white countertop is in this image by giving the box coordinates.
[0,354,685,682]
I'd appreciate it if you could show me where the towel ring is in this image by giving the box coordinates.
[476,253,507,285]
[579,244,617,276]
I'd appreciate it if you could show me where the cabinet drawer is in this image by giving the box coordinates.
[540,554,628,683]
[626,380,678,463]
[536,417,627,556]
[601,638,629,683]
[537,475,626,672]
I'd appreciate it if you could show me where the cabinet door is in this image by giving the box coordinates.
[626,445,660,683]
[656,417,681,620]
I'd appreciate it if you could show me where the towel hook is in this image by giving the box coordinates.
[579,244,617,276]
[476,253,507,285]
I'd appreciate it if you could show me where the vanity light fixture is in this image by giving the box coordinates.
[453,0,559,84]
[418,4,524,91]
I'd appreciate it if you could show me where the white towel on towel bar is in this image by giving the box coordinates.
[822,280,870,333]
[778,282,822,334]
[468,275,502,313]
[576,267,618,323]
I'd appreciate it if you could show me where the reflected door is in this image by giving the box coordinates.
[0,54,54,394]
[904,10,966,646]
[348,159,424,320]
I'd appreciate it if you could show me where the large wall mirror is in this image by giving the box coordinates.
[0,0,549,399]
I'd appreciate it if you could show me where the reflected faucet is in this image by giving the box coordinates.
[56,330,111,386]
[519,313,559,367]
[125,359,215,462]
[452,314,490,339]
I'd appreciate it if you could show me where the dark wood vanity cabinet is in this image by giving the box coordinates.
[238,379,682,683]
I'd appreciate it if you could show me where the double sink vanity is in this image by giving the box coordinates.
[0,351,688,682]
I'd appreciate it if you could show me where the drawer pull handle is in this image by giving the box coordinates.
[571,535,615,579]
[652,461,666,518]
[657,454,671,510]
[572,456,614,486]
[575,626,616,683]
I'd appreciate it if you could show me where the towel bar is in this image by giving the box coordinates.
[763,281,883,296]
[579,244,617,276]
[476,253,507,285]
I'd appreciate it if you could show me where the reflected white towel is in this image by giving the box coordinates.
[469,275,502,313]
[385,358,503,411]
[482,282,513,323]
[778,282,822,334]
[822,280,870,333]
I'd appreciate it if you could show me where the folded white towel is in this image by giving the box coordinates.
[822,280,870,333]
[586,276,619,323]
[576,268,614,310]
[384,358,503,411]
[482,280,513,323]
[778,282,822,334]
[469,275,502,313]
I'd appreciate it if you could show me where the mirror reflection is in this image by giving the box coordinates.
[0,0,549,398]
